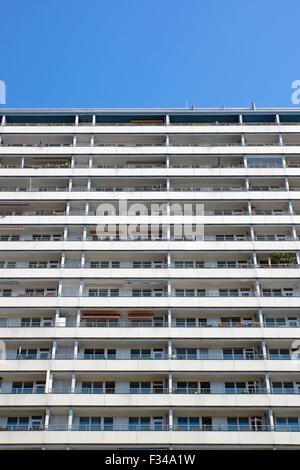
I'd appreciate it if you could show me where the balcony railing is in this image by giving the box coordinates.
[4,387,300,395]
[0,423,299,432]
[5,352,296,361]
[1,210,297,217]
[3,120,297,127]
[0,235,297,242]
[1,141,300,148]
[0,162,293,169]
[1,318,300,328]
[1,290,300,298]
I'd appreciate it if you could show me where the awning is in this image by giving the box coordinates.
[33,158,71,161]
[128,311,153,318]
[82,310,120,319]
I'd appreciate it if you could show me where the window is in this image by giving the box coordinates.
[185,289,194,297]
[100,261,109,268]
[196,289,205,297]
[272,382,294,394]
[221,317,241,326]
[107,349,116,359]
[79,417,101,431]
[265,317,286,327]
[219,289,239,297]
[227,417,250,431]
[129,417,150,431]
[186,318,197,327]
[12,382,34,394]
[175,289,184,297]
[153,289,164,297]
[32,234,50,241]
[6,262,16,268]
[7,417,29,430]
[39,348,50,359]
[276,417,299,431]
[98,289,108,297]
[25,289,45,297]
[199,348,209,359]
[269,349,290,360]
[88,288,119,297]
[35,381,46,393]
[175,348,197,360]
[132,289,151,297]
[247,157,282,168]
[102,382,115,394]
[195,261,204,268]
[130,349,151,359]
[21,318,41,327]
[30,416,43,430]
[177,417,199,431]
[176,382,198,394]
[18,349,37,359]
[2,289,11,297]
[82,382,103,394]
[84,348,105,359]
[81,381,114,394]
[175,261,184,268]
[130,382,151,394]
[90,261,99,268]
[223,348,244,360]
[225,382,248,394]
[103,417,113,430]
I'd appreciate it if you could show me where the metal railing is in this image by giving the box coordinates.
[3,387,300,396]
[1,141,300,148]
[0,235,297,242]
[1,290,300,298]
[1,162,294,169]
[5,120,298,127]
[4,352,295,361]
[1,210,297,217]
[0,423,299,432]
[1,318,300,328]
[0,387,274,395]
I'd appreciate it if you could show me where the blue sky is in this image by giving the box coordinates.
[0,0,300,109]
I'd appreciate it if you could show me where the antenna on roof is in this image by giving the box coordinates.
[251,102,256,110]
[191,104,195,110]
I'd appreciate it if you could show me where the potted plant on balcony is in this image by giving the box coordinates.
[271,253,297,267]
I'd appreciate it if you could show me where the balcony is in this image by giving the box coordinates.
[0,423,299,432]
[3,351,296,361]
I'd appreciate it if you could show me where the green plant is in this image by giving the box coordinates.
[271,253,296,265]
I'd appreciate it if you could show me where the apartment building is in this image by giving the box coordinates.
[0,108,300,449]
